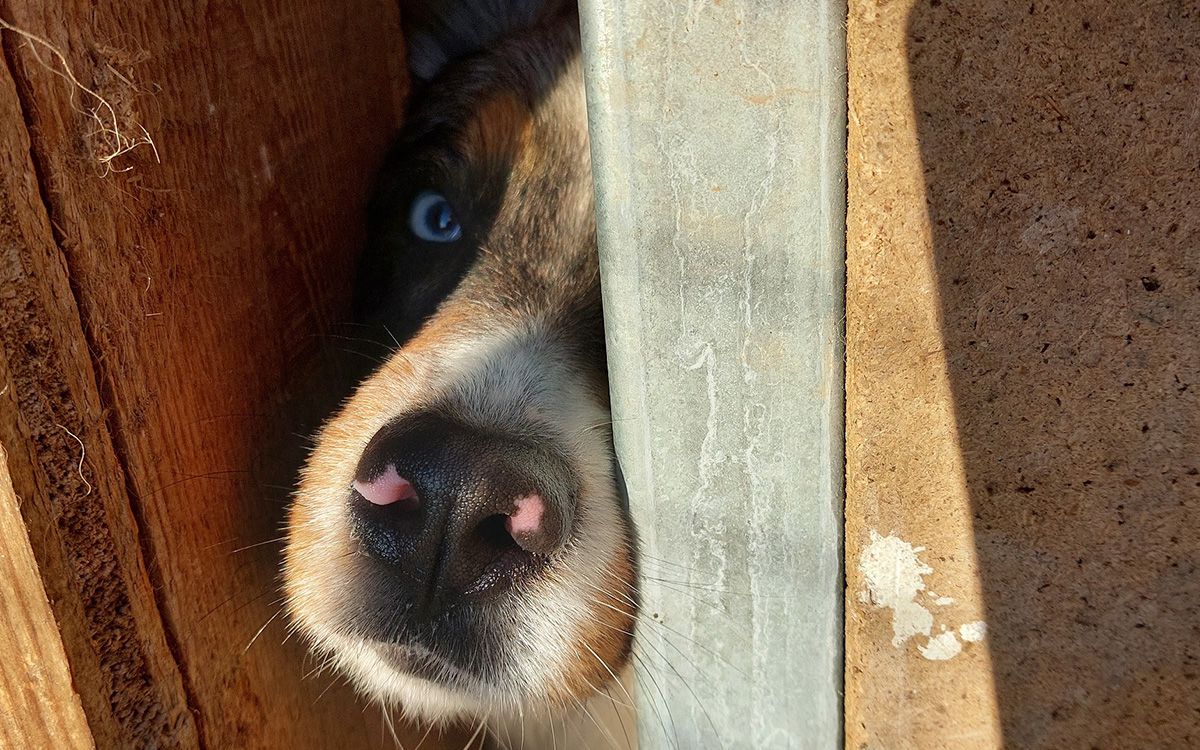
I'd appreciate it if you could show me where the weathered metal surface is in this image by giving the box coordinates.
[579,1,846,746]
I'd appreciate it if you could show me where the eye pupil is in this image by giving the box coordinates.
[409,190,463,243]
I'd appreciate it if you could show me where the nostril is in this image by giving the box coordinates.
[473,514,520,554]
[457,512,545,599]
[469,492,548,560]
[352,465,419,510]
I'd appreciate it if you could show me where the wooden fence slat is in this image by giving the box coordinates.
[0,1,438,747]
[0,42,199,748]
[0,451,95,750]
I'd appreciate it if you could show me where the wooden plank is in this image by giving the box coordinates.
[0,447,94,750]
[579,0,846,747]
[0,39,199,748]
[0,1,443,747]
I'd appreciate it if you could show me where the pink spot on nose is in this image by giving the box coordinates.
[506,494,544,540]
[353,465,418,508]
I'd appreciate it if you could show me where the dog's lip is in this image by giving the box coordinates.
[369,638,479,687]
[366,625,527,697]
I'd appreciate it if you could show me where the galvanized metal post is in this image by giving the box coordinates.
[578,1,846,747]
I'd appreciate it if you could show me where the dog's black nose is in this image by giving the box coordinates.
[347,412,575,616]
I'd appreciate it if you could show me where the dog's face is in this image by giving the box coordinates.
[282,7,637,724]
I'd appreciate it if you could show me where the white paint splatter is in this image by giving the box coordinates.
[919,631,962,661]
[860,531,991,661]
[929,592,956,606]
[959,621,988,643]
[859,531,934,647]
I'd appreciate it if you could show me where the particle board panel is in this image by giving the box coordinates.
[847,1,1200,747]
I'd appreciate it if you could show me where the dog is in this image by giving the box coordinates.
[282,1,639,745]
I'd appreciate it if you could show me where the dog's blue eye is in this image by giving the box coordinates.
[409,190,463,243]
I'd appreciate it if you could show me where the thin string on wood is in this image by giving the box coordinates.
[55,423,93,497]
[0,17,159,175]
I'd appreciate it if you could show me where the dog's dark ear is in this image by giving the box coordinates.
[401,0,572,82]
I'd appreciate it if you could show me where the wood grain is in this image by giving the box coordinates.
[0,37,198,747]
[0,448,95,750]
[0,0,449,747]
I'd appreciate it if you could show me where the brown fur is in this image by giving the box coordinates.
[464,93,536,165]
